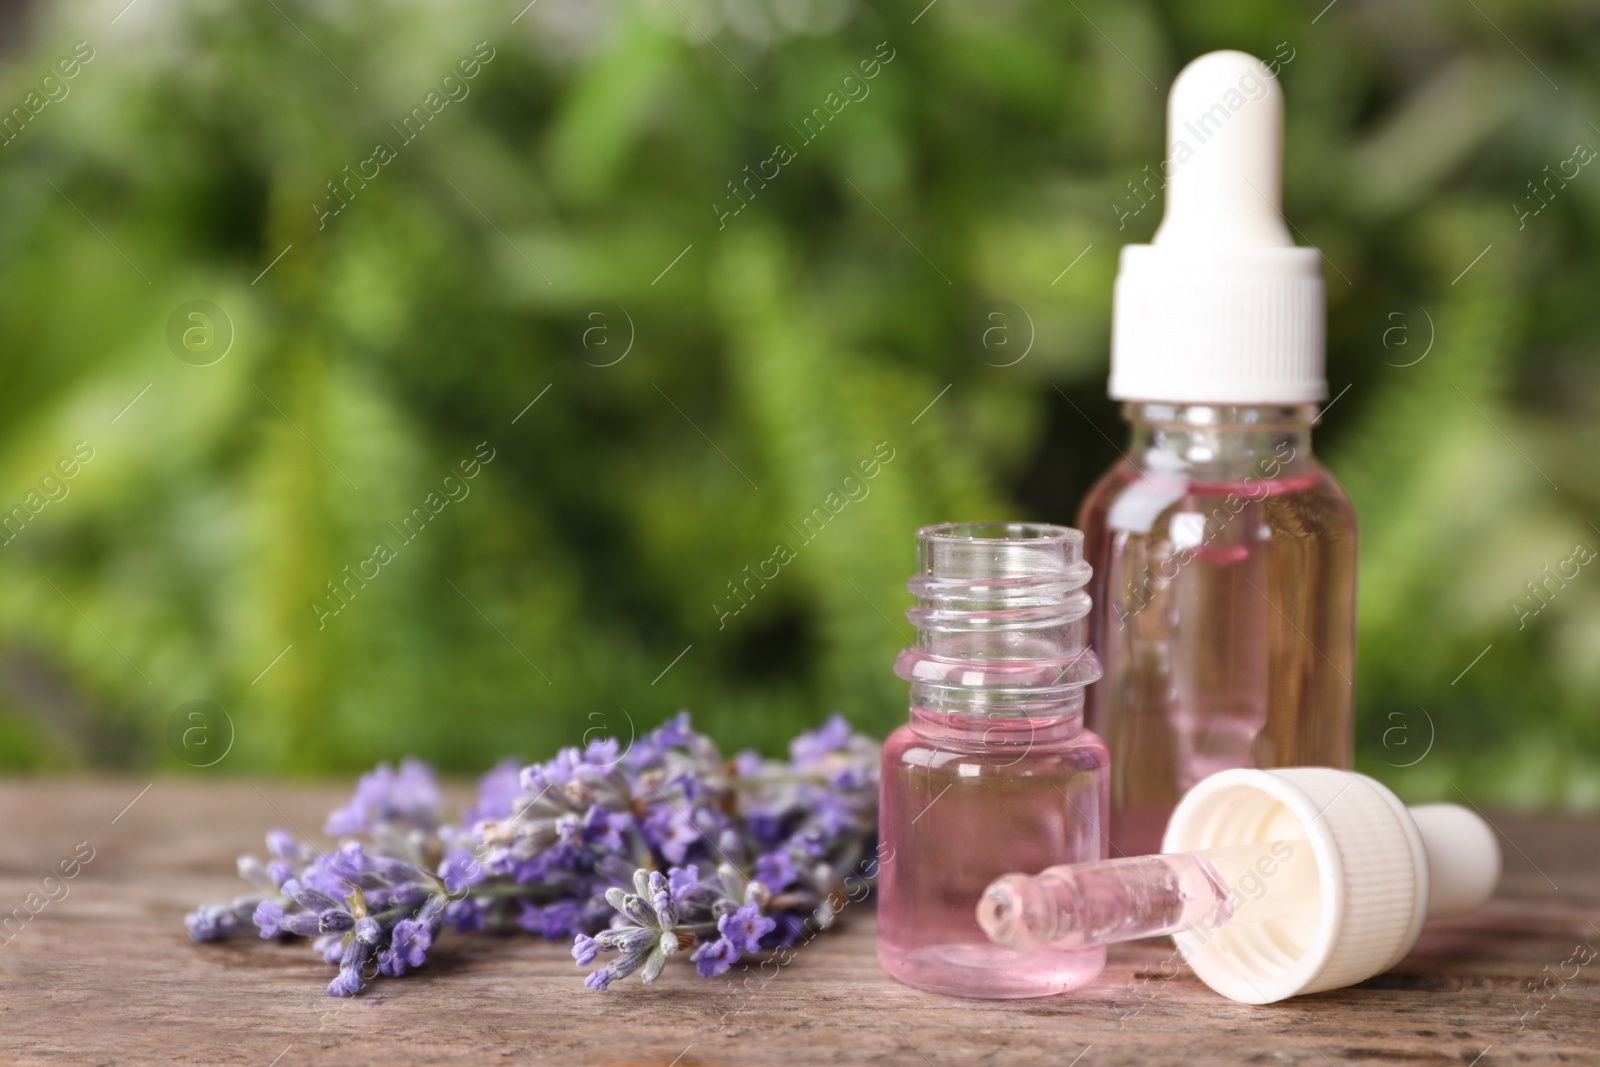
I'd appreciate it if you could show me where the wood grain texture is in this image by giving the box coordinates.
[0,779,1595,1066]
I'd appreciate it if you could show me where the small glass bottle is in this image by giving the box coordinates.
[877,523,1109,998]
[1078,404,1356,856]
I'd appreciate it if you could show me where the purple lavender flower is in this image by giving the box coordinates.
[365,882,431,913]
[185,897,262,942]
[321,841,378,884]
[185,711,882,994]
[770,912,809,949]
[465,758,525,823]
[744,811,786,851]
[653,711,696,750]
[438,849,485,894]
[666,865,700,902]
[720,902,776,953]
[328,937,374,997]
[571,870,695,990]
[583,736,622,769]
[643,805,702,866]
[790,714,853,765]
[755,852,797,893]
[691,937,739,977]
[557,805,626,852]
[282,878,344,914]
[517,900,582,940]
[255,900,315,938]
[324,758,442,836]
[319,910,355,934]
[251,900,285,936]
[377,918,432,977]
[622,712,698,770]
[807,792,855,837]
[265,829,306,860]
[327,968,365,997]
[444,898,487,933]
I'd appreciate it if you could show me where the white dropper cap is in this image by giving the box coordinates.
[1162,768,1502,1004]
[1110,50,1327,404]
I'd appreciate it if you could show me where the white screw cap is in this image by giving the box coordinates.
[1110,50,1327,404]
[1161,768,1501,1004]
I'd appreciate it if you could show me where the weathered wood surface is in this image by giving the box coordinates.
[0,779,1595,1066]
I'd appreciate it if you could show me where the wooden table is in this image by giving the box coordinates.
[1,780,1595,1065]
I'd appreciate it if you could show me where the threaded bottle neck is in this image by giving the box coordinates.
[895,523,1101,727]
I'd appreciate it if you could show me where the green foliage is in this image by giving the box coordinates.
[0,1,1594,806]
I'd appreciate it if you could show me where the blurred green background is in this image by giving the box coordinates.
[0,0,1594,807]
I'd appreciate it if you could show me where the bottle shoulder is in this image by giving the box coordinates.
[1078,457,1355,544]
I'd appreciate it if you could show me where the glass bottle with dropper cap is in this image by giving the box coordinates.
[876,523,1109,999]
[1078,50,1358,856]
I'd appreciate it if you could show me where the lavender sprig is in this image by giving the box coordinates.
[185,712,880,995]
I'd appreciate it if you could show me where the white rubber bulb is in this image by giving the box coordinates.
[1411,803,1502,919]
[1153,50,1292,250]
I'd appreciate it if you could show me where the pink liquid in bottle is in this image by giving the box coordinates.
[876,523,1110,998]
[1079,404,1357,857]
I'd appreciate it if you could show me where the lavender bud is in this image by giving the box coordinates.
[319,910,355,934]
[373,856,426,885]
[652,891,678,929]
[285,912,323,937]
[620,894,655,929]
[237,856,274,891]
[284,879,343,914]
